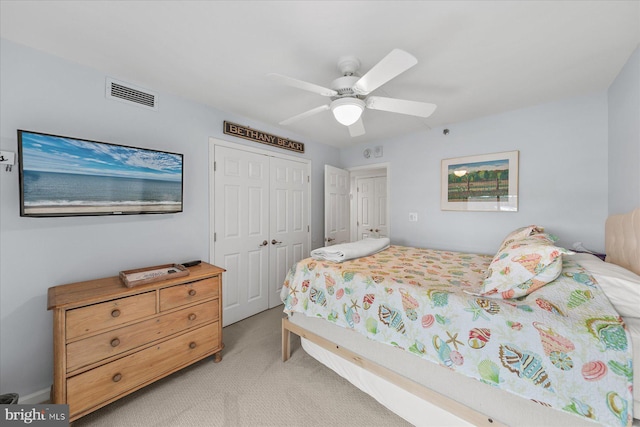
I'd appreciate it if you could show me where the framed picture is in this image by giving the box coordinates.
[441,150,519,212]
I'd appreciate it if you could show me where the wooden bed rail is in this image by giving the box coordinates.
[282,316,506,427]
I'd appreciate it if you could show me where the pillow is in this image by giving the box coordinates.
[497,225,546,252]
[480,235,572,299]
[569,253,640,318]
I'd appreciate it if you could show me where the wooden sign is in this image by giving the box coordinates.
[223,121,304,153]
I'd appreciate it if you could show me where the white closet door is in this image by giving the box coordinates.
[214,145,270,326]
[357,176,387,239]
[269,157,309,308]
[374,176,388,238]
[324,165,350,246]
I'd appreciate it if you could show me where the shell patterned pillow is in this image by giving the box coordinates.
[480,234,573,299]
[497,225,546,252]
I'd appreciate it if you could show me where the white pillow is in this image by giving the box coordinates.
[569,253,640,318]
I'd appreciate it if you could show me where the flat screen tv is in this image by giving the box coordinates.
[18,130,184,217]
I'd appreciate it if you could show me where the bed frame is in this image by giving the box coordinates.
[282,208,639,427]
[282,316,500,426]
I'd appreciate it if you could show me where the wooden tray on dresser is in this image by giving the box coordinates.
[119,263,189,288]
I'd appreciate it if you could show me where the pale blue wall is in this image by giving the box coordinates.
[0,39,339,398]
[340,91,609,255]
[608,45,640,215]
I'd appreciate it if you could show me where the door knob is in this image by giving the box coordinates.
[271,239,282,245]
[258,240,268,247]
[326,237,335,242]
[375,229,379,232]
[369,229,374,232]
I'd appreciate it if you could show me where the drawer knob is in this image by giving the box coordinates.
[188,289,197,297]
[189,341,197,349]
[188,313,197,321]
[111,309,121,318]
[112,373,122,382]
[110,338,120,347]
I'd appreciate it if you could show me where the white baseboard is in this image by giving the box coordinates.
[18,387,50,404]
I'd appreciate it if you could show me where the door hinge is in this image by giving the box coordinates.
[213,161,217,172]
[357,221,360,226]
[307,225,310,232]
[307,176,310,183]
[357,187,359,192]
[214,232,217,242]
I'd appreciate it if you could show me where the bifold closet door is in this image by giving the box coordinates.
[214,145,310,325]
[214,145,270,326]
[269,157,309,308]
[324,165,350,246]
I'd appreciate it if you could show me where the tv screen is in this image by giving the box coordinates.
[18,130,184,217]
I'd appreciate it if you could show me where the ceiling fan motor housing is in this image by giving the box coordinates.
[337,55,360,75]
[331,75,362,98]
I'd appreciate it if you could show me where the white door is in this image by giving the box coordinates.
[324,165,350,246]
[214,145,270,326]
[269,157,309,308]
[374,176,389,238]
[213,143,311,325]
[356,176,388,239]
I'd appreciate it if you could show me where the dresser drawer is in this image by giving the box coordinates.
[159,276,219,312]
[67,322,219,416]
[66,300,219,372]
[66,292,156,340]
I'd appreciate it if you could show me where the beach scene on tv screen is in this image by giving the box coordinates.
[20,132,183,215]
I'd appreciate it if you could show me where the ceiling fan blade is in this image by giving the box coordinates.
[365,96,437,118]
[352,49,418,95]
[267,73,337,97]
[279,104,330,125]
[348,118,365,137]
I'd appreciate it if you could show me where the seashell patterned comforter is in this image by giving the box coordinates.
[281,245,634,426]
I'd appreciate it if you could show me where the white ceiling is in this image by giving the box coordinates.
[1,1,639,148]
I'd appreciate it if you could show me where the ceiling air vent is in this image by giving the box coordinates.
[105,77,158,111]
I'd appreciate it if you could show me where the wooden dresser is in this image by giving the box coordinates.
[47,262,224,422]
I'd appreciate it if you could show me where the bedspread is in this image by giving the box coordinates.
[281,245,634,426]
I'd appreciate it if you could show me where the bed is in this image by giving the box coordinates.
[281,208,639,427]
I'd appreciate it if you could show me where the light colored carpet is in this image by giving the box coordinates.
[73,306,410,426]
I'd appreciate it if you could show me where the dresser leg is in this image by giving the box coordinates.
[213,343,224,363]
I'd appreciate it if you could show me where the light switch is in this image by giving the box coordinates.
[409,212,418,222]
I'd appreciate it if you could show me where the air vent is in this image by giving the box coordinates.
[105,77,158,111]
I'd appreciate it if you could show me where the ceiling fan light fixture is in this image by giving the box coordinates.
[331,98,365,126]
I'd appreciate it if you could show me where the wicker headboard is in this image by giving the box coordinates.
[605,208,640,275]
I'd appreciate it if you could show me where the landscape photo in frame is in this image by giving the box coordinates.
[441,150,519,212]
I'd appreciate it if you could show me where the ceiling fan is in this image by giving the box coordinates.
[268,49,437,137]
